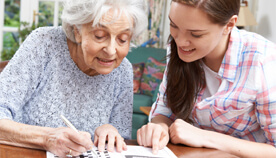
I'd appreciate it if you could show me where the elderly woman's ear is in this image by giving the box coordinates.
[73,26,82,44]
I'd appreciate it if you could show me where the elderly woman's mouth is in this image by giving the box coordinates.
[97,57,115,65]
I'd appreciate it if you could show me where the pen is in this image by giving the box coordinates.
[60,115,98,157]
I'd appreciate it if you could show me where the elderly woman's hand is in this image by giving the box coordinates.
[43,127,93,157]
[94,124,127,153]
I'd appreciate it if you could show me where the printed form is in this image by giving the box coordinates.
[47,145,177,158]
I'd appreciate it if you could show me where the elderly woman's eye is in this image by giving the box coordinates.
[119,39,127,43]
[118,34,129,43]
[95,36,104,40]
[94,30,106,40]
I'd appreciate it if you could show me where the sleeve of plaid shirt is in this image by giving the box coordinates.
[255,43,276,146]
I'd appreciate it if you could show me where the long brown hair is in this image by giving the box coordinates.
[166,0,240,123]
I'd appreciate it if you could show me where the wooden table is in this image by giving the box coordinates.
[139,106,151,116]
[0,140,238,158]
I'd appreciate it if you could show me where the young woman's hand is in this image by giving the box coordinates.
[94,124,127,153]
[169,119,206,147]
[137,122,169,154]
[43,127,93,157]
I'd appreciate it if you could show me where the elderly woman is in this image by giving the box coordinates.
[0,0,147,157]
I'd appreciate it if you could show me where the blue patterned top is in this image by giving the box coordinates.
[0,26,133,140]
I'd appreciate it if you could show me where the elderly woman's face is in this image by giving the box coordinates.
[75,9,133,75]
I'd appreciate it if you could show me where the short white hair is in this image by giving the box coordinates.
[61,0,148,45]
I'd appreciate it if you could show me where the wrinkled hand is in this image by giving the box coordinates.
[43,127,93,158]
[137,122,169,154]
[169,119,206,147]
[94,124,127,153]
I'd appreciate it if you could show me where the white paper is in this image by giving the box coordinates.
[46,145,177,158]
[122,145,177,158]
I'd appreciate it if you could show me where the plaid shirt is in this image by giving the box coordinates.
[151,27,276,146]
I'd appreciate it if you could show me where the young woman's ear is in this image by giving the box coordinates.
[224,15,238,34]
[73,26,82,44]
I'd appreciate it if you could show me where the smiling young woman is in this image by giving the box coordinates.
[137,0,276,157]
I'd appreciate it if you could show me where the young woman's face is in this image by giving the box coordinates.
[169,2,228,63]
[75,9,133,75]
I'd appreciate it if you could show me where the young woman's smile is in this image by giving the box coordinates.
[178,47,196,55]
[169,2,229,67]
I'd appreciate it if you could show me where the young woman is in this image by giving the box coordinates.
[137,0,276,157]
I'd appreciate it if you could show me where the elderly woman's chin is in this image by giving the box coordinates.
[95,65,118,75]
[98,68,115,75]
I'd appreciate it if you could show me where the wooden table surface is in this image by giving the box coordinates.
[0,140,238,158]
[139,106,151,116]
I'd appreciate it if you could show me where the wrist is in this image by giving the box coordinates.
[151,115,173,131]
[158,122,170,131]
[39,127,55,150]
[201,130,224,150]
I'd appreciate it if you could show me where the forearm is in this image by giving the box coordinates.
[204,130,276,157]
[151,115,173,131]
[0,119,52,150]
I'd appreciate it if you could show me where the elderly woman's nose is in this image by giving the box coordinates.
[105,40,117,55]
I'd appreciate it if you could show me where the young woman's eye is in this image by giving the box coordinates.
[170,23,177,28]
[191,33,203,38]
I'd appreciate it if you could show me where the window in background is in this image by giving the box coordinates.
[4,0,20,27]
[38,0,64,27]
[1,0,20,61]
[1,0,64,61]
[39,1,55,26]
[58,2,63,26]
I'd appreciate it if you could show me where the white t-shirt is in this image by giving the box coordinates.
[202,63,221,100]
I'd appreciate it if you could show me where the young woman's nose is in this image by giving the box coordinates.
[176,34,191,47]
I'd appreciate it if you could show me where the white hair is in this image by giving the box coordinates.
[61,0,148,45]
